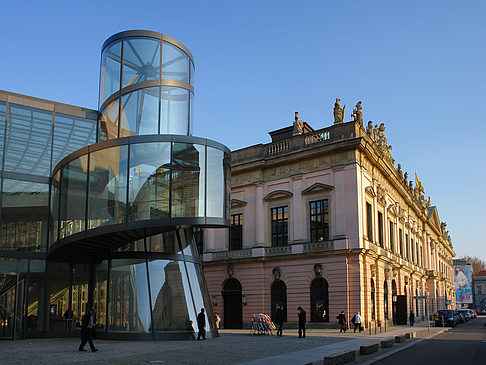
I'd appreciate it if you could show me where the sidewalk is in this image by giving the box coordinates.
[0,323,443,365]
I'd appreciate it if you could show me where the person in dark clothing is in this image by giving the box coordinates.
[275,305,284,336]
[336,311,347,333]
[298,307,306,338]
[409,311,415,326]
[79,307,97,352]
[197,308,206,340]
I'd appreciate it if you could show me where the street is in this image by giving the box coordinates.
[375,316,486,365]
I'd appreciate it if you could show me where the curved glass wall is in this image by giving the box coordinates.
[98,32,194,141]
[49,137,230,245]
[89,228,215,338]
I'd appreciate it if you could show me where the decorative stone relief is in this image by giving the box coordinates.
[227,263,235,278]
[370,264,376,277]
[272,266,282,281]
[376,184,387,205]
[392,267,398,278]
[384,268,390,279]
[314,263,323,278]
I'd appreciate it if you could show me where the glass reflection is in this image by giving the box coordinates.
[94,261,108,329]
[146,232,179,253]
[1,180,49,252]
[26,274,46,337]
[162,42,189,83]
[172,143,205,218]
[72,264,90,330]
[161,87,189,135]
[49,171,60,245]
[108,259,151,333]
[99,99,120,141]
[128,143,171,221]
[88,145,128,229]
[123,37,161,88]
[100,40,122,106]
[5,104,53,176]
[206,147,224,218]
[148,259,193,332]
[115,239,145,252]
[53,113,97,169]
[185,262,212,330]
[0,101,5,171]
[178,261,198,333]
[47,262,71,333]
[59,156,88,239]
[120,87,159,137]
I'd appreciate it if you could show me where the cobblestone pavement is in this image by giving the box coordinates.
[0,325,441,365]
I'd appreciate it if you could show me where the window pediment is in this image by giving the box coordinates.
[302,182,334,195]
[387,203,397,217]
[263,190,293,202]
[365,186,377,198]
[231,199,247,209]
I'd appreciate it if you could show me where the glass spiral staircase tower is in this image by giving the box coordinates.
[47,31,230,340]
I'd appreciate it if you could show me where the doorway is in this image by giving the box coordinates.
[395,295,408,325]
[222,278,242,329]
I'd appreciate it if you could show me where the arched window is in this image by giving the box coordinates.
[371,279,375,321]
[271,280,287,323]
[384,281,389,319]
[223,278,242,329]
[310,278,329,322]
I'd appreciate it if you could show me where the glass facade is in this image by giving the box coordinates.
[0,30,227,341]
[98,33,194,141]
[50,138,229,244]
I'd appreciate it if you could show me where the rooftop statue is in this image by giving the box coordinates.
[404,172,408,183]
[333,98,345,124]
[293,111,304,136]
[396,164,403,180]
[366,121,373,135]
[351,101,363,126]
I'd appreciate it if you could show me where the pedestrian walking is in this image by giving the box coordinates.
[409,311,415,326]
[197,308,206,340]
[79,307,97,352]
[351,311,362,333]
[336,311,347,333]
[275,305,284,336]
[298,307,306,338]
[214,312,221,329]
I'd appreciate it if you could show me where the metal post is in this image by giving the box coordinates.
[427,298,430,331]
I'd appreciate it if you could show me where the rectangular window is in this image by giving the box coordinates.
[271,206,288,247]
[406,234,410,260]
[378,211,384,247]
[411,239,415,263]
[229,213,243,250]
[389,221,395,253]
[366,202,373,242]
[309,200,329,242]
[399,228,403,257]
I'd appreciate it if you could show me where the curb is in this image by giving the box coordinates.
[359,329,446,365]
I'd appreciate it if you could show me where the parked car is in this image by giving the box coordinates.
[457,310,467,322]
[434,310,460,327]
[466,309,475,320]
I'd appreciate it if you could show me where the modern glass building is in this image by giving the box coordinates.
[0,30,230,340]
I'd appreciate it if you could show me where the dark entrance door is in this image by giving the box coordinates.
[395,295,408,325]
[392,280,398,325]
[271,280,287,323]
[222,278,242,329]
[310,278,329,322]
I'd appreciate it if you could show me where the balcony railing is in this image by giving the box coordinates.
[231,122,360,165]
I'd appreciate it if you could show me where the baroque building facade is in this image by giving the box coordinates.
[203,109,456,329]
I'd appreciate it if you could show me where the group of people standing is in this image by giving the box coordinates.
[336,311,363,333]
[275,305,307,338]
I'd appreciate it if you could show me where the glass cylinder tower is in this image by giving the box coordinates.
[47,30,230,340]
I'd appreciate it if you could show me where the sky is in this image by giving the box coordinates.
[0,0,484,259]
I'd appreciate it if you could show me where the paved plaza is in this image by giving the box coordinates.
[0,323,445,365]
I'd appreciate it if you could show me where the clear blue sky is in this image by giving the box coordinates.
[1,0,484,260]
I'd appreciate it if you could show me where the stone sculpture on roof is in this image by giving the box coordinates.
[293,111,304,136]
[351,101,363,126]
[333,98,345,124]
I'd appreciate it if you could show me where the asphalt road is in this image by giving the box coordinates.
[375,316,486,365]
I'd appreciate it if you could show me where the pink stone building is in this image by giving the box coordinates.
[202,113,456,329]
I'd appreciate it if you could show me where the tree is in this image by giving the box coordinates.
[458,256,486,275]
